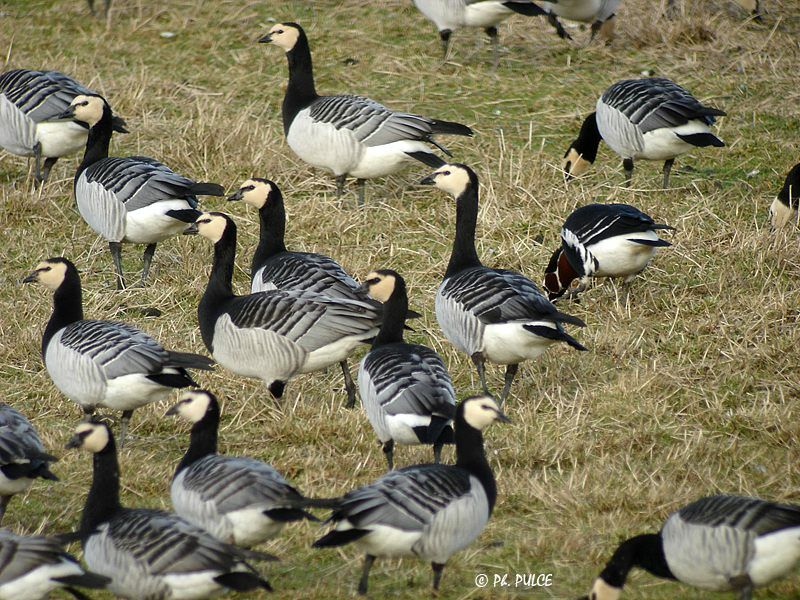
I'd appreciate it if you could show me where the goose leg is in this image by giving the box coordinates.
[662,158,674,188]
[358,554,376,595]
[356,179,366,206]
[0,496,10,526]
[335,174,346,197]
[623,158,634,186]
[382,440,394,471]
[470,352,490,395]
[431,562,445,591]
[433,441,443,464]
[109,242,126,290]
[341,360,357,408]
[499,363,519,406]
[485,26,499,70]
[439,29,452,59]
[548,14,572,40]
[140,243,157,286]
[33,142,45,184]
[119,410,133,447]
[41,157,58,183]
[738,585,753,600]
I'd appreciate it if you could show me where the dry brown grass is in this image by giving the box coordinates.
[0,0,799,598]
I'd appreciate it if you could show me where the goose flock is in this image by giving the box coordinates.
[0,1,797,599]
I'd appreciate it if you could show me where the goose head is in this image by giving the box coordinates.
[227,178,280,209]
[55,94,109,129]
[22,257,73,291]
[65,420,112,453]
[461,395,510,431]
[357,270,403,303]
[563,112,600,181]
[770,163,800,229]
[419,163,476,198]
[258,22,303,51]
[183,212,232,244]
[166,389,216,424]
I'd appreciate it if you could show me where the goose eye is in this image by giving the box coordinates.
[244,185,255,191]
[442,171,450,176]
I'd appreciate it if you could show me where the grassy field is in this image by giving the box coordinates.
[1,0,799,598]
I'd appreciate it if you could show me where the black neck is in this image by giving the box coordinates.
[76,107,113,184]
[252,194,288,277]
[372,284,407,347]
[174,401,220,477]
[282,28,318,134]
[454,415,497,514]
[445,184,482,277]
[778,166,800,207]
[43,268,84,359]
[80,437,122,540]
[599,533,674,589]
[569,111,601,162]
[198,224,237,350]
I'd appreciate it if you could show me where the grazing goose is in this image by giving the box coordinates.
[167,389,338,548]
[0,404,58,525]
[0,529,109,600]
[313,395,509,594]
[260,22,473,204]
[184,212,382,401]
[23,257,214,445]
[543,203,673,300]
[769,163,799,229]
[66,420,274,598]
[580,495,800,600]
[539,0,620,42]
[357,270,455,470]
[56,94,224,289]
[411,0,546,66]
[0,68,126,183]
[421,163,586,404]
[563,77,726,188]
[228,178,363,404]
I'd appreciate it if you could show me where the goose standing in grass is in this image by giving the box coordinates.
[24,257,214,445]
[228,178,363,405]
[184,212,382,402]
[539,0,620,42]
[357,270,456,470]
[66,420,274,598]
[411,0,547,66]
[260,22,473,204]
[0,68,126,183]
[167,389,339,548]
[769,163,799,229]
[0,529,109,600]
[421,163,586,404]
[0,404,58,525]
[562,77,726,188]
[56,94,224,289]
[580,495,800,600]
[313,395,508,594]
[543,203,673,300]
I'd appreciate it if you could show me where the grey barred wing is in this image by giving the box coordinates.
[677,496,800,536]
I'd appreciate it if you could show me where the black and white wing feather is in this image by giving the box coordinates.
[675,496,800,536]
[253,252,359,297]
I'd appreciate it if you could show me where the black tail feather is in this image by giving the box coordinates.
[166,208,202,223]
[263,507,319,523]
[552,311,586,327]
[406,151,446,168]
[629,238,672,247]
[313,528,370,548]
[504,1,547,16]
[523,324,588,351]
[677,132,724,147]
[53,572,110,590]
[190,182,226,197]
[214,571,272,592]
[429,119,473,137]
[167,351,216,370]
[299,495,344,510]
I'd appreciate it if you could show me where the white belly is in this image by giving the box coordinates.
[287,111,363,176]
[638,121,713,161]
[227,507,285,547]
[124,200,195,244]
[348,140,431,179]
[103,372,176,410]
[300,333,371,373]
[36,120,88,158]
[588,232,660,278]
[349,523,423,557]
[0,561,84,600]
[0,472,32,496]
[748,528,800,587]
[482,321,557,364]
[542,0,602,22]
[385,414,435,445]
[462,1,515,27]
[160,571,229,599]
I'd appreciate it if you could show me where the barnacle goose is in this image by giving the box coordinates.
[0,529,109,600]
[314,394,508,594]
[0,68,126,183]
[421,163,586,404]
[184,212,382,401]
[0,404,58,525]
[57,94,224,289]
[357,270,455,470]
[167,389,338,548]
[65,420,274,598]
[770,163,799,229]
[563,77,726,188]
[580,495,800,600]
[411,0,546,66]
[23,257,214,445]
[539,0,620,42]
[260,22,473,204]
[228,178,363,405]
[543,203,673,300]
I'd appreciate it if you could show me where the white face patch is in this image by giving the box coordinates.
[31,260,68,291]
[269,23,300,51]
[365,271,396,303]
[588,578,622,600]
[241,179,272,209]
[175,390,212,423]
[196,213,228,244]
[432,166,471,197]
[770,197,798,229]
[76,423,110,454]
[462,395,504,431]
[563,149,591,178]
[70,94,105,128]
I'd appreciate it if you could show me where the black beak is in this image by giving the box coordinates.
[258,32,272,43]
[418,174,436,186]
[227,190,243,201]
[64,434,83,450]
[494,409,512,424]
[355,281,370,294]
[164,403,180,417]
[21,271,38,284]
[54,106,76,120]
[183,222,199,235]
